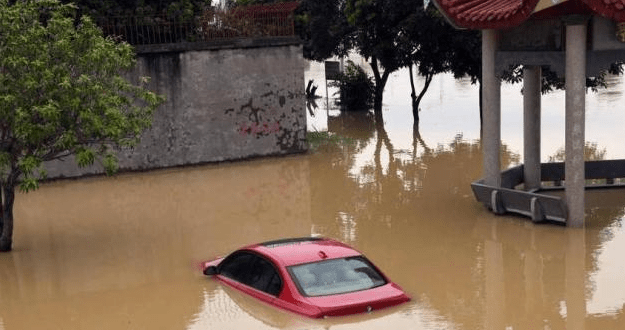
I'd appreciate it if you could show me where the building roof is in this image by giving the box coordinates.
[584,0,625,22]
[432,0,625,29]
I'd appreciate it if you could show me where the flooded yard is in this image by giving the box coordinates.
[1,64,625,329]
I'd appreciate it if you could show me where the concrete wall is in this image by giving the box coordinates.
[44,39,307,178]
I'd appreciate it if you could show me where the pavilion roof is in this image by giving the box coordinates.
[432,0,625,29]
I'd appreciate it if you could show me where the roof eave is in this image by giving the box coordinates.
[581,0,625,22]
[431,0,542,30]
[430,0,466,30]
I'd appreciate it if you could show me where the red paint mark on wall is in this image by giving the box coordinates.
[239,121,281,136]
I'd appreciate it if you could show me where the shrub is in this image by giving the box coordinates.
[330,61,374,111]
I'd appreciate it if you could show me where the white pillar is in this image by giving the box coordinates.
[523,66,542,190]
[565,23,587,227]
[482,30,501,187]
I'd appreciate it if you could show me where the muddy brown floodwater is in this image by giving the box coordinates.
[2,68,625,330]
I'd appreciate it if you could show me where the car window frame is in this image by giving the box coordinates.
[217,250,284,297]
[217,251,256,283]
[286,255,388,298]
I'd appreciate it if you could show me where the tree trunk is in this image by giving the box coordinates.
[0,173,17,252]
[1,187,15,252]
[408,64,418,125]
[414,71,434,124]
[408,65,435,127]
[373,84,385,116]
[375,115,394,161]
[0,180,3,236]
[369,57,390,124]
[412,123,430,155]
[374,123,383,180]
[374,105,384,127]
[374,118,394,191]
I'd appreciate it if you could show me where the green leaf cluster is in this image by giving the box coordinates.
[295,0,354,61]
[0,0,165,192]
[297,0,481,116]
[329,61,374,111]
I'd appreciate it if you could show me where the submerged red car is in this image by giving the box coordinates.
[202,237,410,318]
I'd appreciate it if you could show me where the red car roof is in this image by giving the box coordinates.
[245,237,362,267]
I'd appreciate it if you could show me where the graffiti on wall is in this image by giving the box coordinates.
[238,121,281,136]
[224,84,305,152]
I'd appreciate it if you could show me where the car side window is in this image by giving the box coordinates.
[218,252,255,283]
[248,256,282,296]
[218,251,282,296]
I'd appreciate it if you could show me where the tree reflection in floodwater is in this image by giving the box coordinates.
[548,141,608,162]
[2,70,625,329]
[308,111,515,329]
[307,109,624,329]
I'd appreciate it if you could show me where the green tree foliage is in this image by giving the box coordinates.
[0,0,164,252]
[330,61,375,111]
[502,63,625,94]
[398,5,480,125]
[297,0,412,120]
[342,0,415,120]
[297,0,482,124]
[295,0,353,61]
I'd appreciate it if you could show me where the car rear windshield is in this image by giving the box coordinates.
[288,256,387,297]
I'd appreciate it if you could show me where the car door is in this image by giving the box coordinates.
[216,251,255,291]
[218,251,283,304]
[246,256,283,296]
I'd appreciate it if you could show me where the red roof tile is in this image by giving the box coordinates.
[582,0,625,22]
[434,0,540,29]
[433,0,625,29]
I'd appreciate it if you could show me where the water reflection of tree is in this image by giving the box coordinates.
[312,113,525,246]
[309,112,375,241]
[327,111,376,143]
[309,117,625,328]
[548,141,607,162]
[306,98,318,117]
[310,117,521,328]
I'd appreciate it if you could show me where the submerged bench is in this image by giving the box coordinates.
[471,160,625,224]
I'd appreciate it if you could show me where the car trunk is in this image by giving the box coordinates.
[305,283,410,317]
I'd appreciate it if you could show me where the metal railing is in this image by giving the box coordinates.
[98,16,197,45]
[97,2,298,46]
